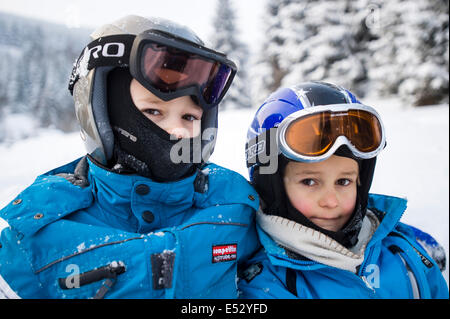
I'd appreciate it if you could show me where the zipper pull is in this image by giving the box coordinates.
[361,275,376,293]
[58,261,126,290]
[92,262,126,299]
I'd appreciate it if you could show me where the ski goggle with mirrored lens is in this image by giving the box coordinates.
[277,104,386,162]
[68,31,237,110]
[246,104,386,167]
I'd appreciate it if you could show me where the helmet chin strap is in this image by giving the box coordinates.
[107,67,199,182]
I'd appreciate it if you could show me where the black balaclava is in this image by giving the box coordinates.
[254,145,375,248]
[106,67,199,182]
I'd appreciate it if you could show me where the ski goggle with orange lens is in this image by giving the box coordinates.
[277,104,386,163]
[69,31,237,110]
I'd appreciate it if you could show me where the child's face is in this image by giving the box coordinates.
[283,155,359,232]
[130,79,203,138]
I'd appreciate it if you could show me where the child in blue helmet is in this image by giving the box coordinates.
[0,15,259,299]
[239,82,448,299]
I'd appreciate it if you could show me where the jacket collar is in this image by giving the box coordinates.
[258,193,408,272]
[86,157,197,233]
[366,193,408,243]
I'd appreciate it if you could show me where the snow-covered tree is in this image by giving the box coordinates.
[251,0,293,106]
[368,0,449,106]
[280,0,377,97]
[209,0,252,109]
[254,0,448,106]
[254,0,374,103]
[0,12,89,141]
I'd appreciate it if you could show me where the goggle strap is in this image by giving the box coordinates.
[245,127,279,168]
[69,34,136,94]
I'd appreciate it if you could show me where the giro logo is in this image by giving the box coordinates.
[245,140,265,161]
[69,35,134,92]
[74,41,126,78]
[246,127,279,175]
[87,42,126,60]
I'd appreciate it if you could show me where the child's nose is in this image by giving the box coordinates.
[168,127,189,139]
[318,190,339,209]
[160,119,189,139]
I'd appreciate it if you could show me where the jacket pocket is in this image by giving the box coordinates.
[33,235,149,299]
[57,261,126,299]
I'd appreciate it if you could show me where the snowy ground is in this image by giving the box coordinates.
[0,97,448,286]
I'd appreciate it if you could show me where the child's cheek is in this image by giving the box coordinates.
[291,198,314,218]
[341,197,357,216]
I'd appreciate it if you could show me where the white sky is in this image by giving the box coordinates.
[0,0,265,54]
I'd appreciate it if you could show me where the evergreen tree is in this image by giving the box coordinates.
[252,0,293,106]
[254,0,373,102]
[255,0,448,106]
[279,0,372,96]
[0,12,89,141]
[209,0,252,109]
[368,0,449,106]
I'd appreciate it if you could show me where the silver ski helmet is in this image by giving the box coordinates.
[69,15,236,165]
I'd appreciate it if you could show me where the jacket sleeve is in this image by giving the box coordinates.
[406,224,447,273]
[409,225,449,299]
[394,222,449,299]
[0,220,45,298]
[427,263,449,299]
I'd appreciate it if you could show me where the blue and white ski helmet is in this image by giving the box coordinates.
[246,81,361,181]
[245,81,382,218]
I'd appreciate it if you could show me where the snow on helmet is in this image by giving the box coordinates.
[69,15,231,166]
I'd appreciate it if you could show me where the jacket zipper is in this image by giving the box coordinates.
[354,203,408,296]
[271,203,408,297]
[278,253,379,297]
[360,276,376,293]
[356,245,379,295]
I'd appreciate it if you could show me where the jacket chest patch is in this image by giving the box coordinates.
[212,244,237,263]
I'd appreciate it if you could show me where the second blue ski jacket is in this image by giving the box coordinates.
[239,194,448,299]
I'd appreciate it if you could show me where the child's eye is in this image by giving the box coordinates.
[301,179,316,186]
[182,114,200,122]
[337,178,352,186]
[143,109,161,116]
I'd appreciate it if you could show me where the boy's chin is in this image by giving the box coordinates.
[310,218,345,233]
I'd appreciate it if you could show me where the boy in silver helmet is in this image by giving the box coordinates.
[0,15,259,299]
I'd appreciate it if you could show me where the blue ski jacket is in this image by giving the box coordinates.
[0,157,260,299]
[239,194,448,299]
